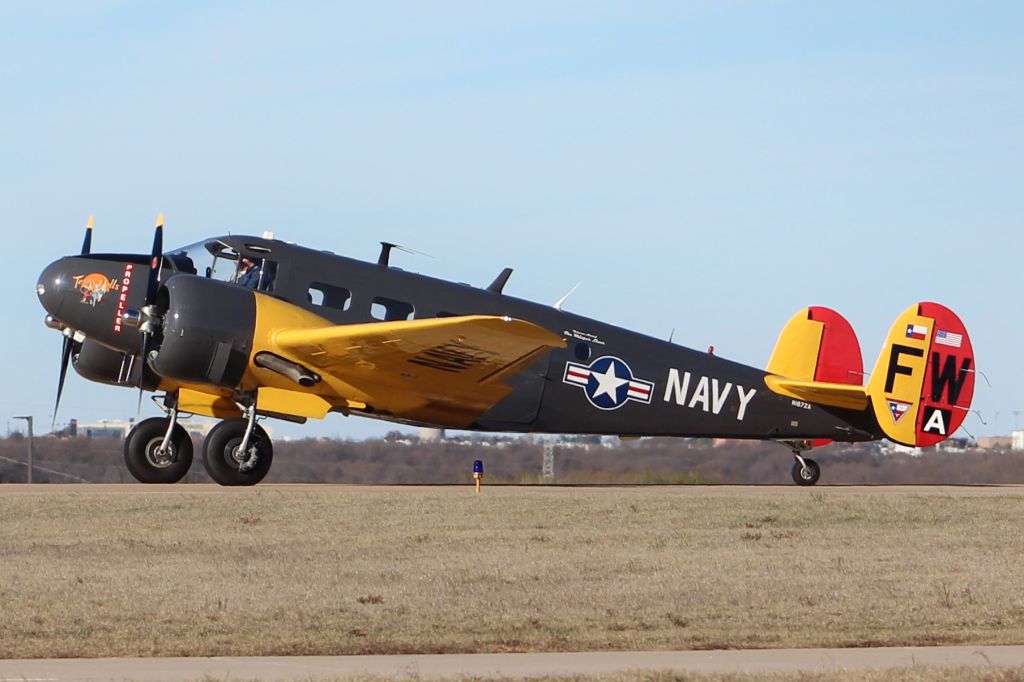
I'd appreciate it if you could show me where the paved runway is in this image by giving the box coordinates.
[3,483,1024,496]
[2,646,1024,681]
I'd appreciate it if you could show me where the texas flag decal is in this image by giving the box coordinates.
[887,399,911,423]
[905,324,928,340]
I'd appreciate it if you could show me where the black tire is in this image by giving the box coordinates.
[203,418,273,486]
[791,457,821,486]
[123,417,194,484]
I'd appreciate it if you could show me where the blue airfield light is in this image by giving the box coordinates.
[473,459,483,493]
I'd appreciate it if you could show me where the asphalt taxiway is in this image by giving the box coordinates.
[2,646,1024,680]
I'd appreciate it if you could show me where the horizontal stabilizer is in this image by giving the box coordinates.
[764,376,869,411]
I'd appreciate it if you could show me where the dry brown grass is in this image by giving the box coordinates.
[2,485,1024,659]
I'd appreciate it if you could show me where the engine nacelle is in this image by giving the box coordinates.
[73,339,160,390]
[149,276,256,389]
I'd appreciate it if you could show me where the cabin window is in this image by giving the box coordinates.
[308,282,352,311]
[371,296,415,321]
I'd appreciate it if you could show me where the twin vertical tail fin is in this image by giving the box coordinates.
[767,306,864,386]
[766,302,976,447]
[865,302,975,447]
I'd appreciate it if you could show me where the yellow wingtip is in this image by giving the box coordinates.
[86,214,94,230]
[155,212,164,227]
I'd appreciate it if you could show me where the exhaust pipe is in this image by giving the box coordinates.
[254,352,320,387]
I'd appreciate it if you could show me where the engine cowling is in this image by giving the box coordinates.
[73,339,160,390]
[149,276,256,389]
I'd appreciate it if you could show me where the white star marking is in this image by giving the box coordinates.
[590,362,629,401]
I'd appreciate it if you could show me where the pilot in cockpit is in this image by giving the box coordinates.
[235,257,276,292]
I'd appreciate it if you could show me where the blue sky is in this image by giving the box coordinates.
[2,1,1021,439]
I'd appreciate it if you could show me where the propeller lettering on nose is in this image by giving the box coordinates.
[113,263,136,334]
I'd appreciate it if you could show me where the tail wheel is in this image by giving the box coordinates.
[124,417,193,484]
[203,418,273,486]
[791,458,821,486]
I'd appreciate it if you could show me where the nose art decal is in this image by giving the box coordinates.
[72,273,120,306]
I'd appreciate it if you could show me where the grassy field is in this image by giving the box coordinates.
[1,485,1024,659]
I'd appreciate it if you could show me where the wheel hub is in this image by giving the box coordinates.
[228,439,258,472]
[144,438,176,468]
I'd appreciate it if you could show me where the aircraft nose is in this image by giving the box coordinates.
[36,258,73,319]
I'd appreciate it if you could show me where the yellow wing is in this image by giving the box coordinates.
[271,315,566,426]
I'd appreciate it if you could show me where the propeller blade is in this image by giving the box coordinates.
[81,215,94,255]
[52,336,74,431]
[52,214,93,432]
[137,213,166,414]
[145,213,164,304]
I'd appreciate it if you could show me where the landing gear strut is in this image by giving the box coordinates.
[202,401,273,486]
[788,443,820,486]
[123,394,193,483]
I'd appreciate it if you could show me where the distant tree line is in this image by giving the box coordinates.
[0,434,1022,485]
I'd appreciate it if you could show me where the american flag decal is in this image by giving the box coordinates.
[934,329,963,348]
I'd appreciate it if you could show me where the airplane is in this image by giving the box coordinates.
[36,216,976,486]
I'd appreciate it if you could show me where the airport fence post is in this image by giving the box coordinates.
[542,441,555,483]
[14,415,33,484]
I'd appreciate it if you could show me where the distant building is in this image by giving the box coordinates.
[936,437,972,453]
[78,419,133,439]
[885,442,926,457]
[418,427,446,442]
[70,418,219,440]
[978,436,1012,450]
[1013,431,1024,451]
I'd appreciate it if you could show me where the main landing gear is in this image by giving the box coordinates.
[123,395,193,483]
[784,440,820,486]
[202,405,274,486]
[123,393,273,486]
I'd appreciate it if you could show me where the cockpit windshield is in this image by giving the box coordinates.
[167,240,244,282]
[167,239,277,292]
